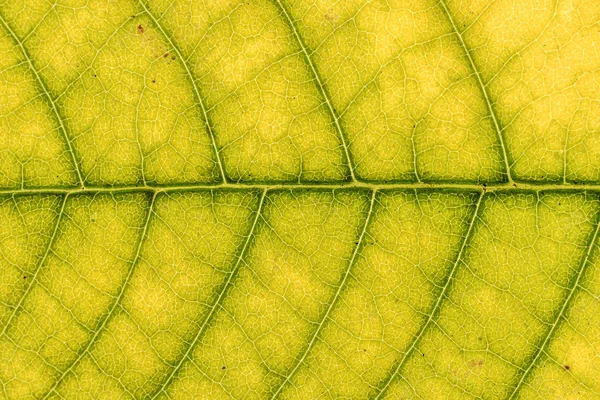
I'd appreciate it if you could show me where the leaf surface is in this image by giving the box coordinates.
[1,0,600,399]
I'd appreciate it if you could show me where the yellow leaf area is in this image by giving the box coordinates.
[0,0,600,399]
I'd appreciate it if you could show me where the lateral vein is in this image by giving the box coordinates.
[437,0,513,183]
[270,189,378,399]
[0,194,68,337]
[507,205,600,399]
[150,189,268,399]
[272,0,357,182]
[41,191,157,399]
[373,190,484,399]
[0,13,85,188]
[138,0,228,184]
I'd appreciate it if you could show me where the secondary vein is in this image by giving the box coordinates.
[273,0,358,183]
[373,190,484,399]
[0,13,85,188]
[506,205,600,400]
[150,188,267,399]
[41,191,157,399]
[0,194,68,338]
[269,188,378,399]
[437,0,513,184]
[138,0,228,184]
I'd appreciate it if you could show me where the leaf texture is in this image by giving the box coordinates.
[1,0,600,399]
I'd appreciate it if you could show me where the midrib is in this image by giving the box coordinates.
[3,181,600,197]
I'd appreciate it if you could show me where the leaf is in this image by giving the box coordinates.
[0,0,599,399]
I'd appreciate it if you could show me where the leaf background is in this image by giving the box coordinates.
[1,0,600,398]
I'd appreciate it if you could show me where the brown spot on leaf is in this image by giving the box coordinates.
[137,24,144,34]
[162,52,176,62]
[324,7,339,23]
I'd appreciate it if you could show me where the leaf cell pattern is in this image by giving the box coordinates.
[1,0,600,399]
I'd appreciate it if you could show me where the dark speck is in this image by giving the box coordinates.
[137,25,144,34]
[564,365,570,370]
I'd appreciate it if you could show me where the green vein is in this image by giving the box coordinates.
[41,191,157,399]
[437,0,513,184]
[0,194,68,337]
[149,188,267,399]
[0,13,85,188]
[272,0,357,183]
[3,181,600,197]
[411,124,421,183]
[269,188,378,399]
[138,0,227,184]
[506,202,600,400]
[373,190,485,400]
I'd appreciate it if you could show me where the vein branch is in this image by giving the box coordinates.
[41,191,157,399]
[150,189,268,399]
[506,206,600,400]
[0,13,85,188]
[373,190,485,399]
[138,0,228,184]
[272,0,357,182]
[270,189,378,399]
[437,0,513,184]
[0,194,68,337]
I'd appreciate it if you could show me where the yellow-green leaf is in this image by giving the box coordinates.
[1,0,600,399]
